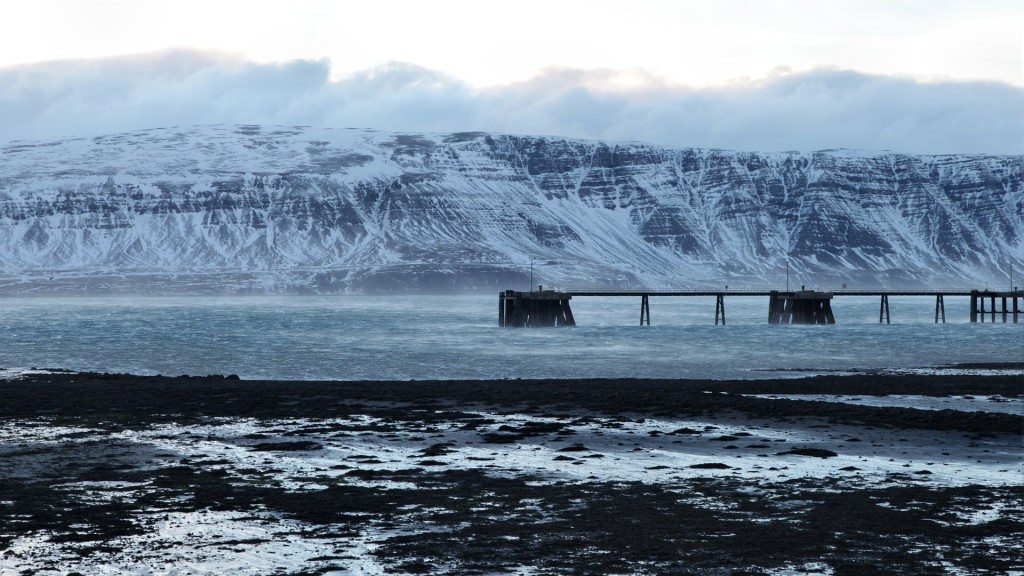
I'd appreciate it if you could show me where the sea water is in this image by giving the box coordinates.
[0,295,1019,380]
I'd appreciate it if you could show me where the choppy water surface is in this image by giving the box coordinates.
[0,295,1019,380]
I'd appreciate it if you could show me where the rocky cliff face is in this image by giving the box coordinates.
[0,125,1020,293]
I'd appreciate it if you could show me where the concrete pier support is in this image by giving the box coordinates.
[768,290,836,325]
[499,289,575,327]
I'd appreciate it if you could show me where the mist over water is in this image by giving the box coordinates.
[0,295,1018,381]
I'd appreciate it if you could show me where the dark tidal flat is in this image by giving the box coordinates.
[1,371,1021,575]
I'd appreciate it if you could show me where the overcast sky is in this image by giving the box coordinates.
[2,0,1022,154]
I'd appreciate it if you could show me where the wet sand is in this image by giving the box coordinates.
[1,371,1021,575]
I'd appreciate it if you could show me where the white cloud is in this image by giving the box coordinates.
[4,1,1022,88]
[1,50,1021,155]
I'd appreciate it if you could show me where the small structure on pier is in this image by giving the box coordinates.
[499,288,575,327]
[768,290,835,324]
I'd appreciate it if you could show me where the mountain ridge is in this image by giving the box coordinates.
[1,125,1020,294]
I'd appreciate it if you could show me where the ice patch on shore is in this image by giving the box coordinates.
[765,562,835,575]
[884,367,1024,377]
[745,394,1023,415]
[0,509,386,575]
[0,367,75,381]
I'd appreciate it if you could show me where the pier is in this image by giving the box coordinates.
[499,288,1023,326]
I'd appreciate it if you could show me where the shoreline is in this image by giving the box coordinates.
[4,370,1021,434]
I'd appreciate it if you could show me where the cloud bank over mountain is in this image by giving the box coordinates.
[2,49,1021,155]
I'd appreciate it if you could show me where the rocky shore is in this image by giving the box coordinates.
[1,371,1021,575]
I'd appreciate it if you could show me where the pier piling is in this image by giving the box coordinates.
[969,290,1021,323]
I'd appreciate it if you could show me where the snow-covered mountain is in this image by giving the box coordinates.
[0,125,1021,294]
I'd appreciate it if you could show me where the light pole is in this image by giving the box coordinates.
[530,258,534,292]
